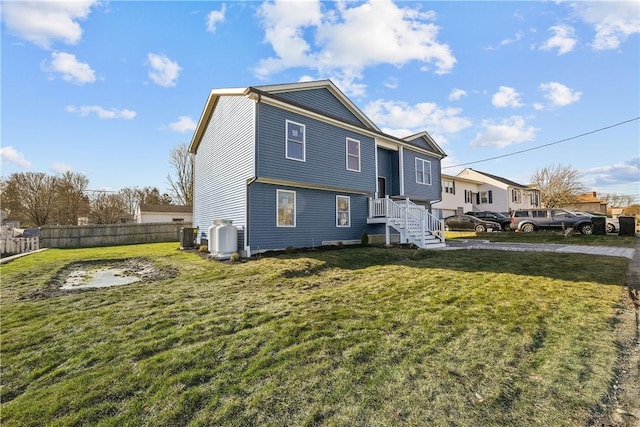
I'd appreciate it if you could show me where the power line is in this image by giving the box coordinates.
[442,116,640,169]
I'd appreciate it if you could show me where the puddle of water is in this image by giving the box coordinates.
[60,268,141,290]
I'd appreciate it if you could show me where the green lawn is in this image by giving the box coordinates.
[446,230,637,247]
[0,242,632,426]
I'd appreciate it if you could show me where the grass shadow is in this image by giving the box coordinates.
[268,245,629,287]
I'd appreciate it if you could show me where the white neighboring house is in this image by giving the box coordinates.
[432,174,484,218]
[135,204,193,224]
[433,168,540,218]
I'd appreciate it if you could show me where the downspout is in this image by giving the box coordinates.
[398,146,404,196]
[245,92,262,257]
[374,142,379,198]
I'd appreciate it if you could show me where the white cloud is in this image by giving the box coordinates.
[486,31,524,50]
[539,25,577,55]
[66,105,137,120]
[364,99,472,143]
[206,4,226,33]
[51,162,73,174]
[169,116,197,132]
[582,157,640,186]
[147,53,181,87]
[448,88,467,101]
[384,77,399,89]
[42,51,96,84]
[255,0,456,96]
[470,116,537,148]
[571,2,640,51]
[539,82,581,107]
[0,146,32,168]
[0,0,98,49]
[492,86,523,108]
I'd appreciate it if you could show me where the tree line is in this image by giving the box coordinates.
[1,143,194,227]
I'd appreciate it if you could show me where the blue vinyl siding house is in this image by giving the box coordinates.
[189,80,447,257]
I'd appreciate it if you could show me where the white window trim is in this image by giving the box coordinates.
[480,191,489,204]
[512,189,521,203]
[285,120,306,162]
[444,180,455,194]
[336,195,351,227]
[345,138,361,172]
[276,189,296,227]
[415,158,432,185]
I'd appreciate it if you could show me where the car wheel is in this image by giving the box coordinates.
[606,223,615,233]
[579,223,593,235]
[474,224,486,232]
[521,223,535,233]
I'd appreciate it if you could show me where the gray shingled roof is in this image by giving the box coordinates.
[468,169,528,188]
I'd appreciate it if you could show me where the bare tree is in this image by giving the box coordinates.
[89,193,129,224]
[55,171,90,225]
[600,193,634,207]
[0,177,24,223]
[136,186,173,205]
[167,142,193,205]
[0,172,57,226]
[119,187,140,217]
[531,164,586,208]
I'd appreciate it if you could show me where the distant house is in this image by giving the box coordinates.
[1,209,20,229]
[562,192,607,214]
[189,79,448,257]
[432,173,484,218]
[135,204,193,224]
[433,168,540,217]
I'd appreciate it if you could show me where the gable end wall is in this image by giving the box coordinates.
[274,88,366,127]
[193,96,255,243]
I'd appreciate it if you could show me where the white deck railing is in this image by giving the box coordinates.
[368,197,445,245]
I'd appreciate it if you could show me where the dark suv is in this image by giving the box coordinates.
[510,208,593,234]
[465,211,512,231]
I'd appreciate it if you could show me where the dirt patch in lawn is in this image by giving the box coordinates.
[23,258,177,300]
[589,247,640,427]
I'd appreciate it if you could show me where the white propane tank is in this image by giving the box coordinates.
[215,219,237,259]
[207,220,222,254]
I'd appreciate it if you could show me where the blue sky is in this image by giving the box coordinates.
[2,0,639,202]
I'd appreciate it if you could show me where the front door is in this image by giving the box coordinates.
[378,177,386,198]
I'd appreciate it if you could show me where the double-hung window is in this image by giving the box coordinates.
[415,158,432,185]
[336,195,350,227]
[511,189,521,203]
[444,180,455,194]
[286,120,305,161]
[346,138,360,172]
[277,189,296,227]
[478,191,493,204]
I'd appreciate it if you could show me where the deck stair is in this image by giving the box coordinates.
[368,197,445,249]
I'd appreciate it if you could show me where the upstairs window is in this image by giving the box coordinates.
[286,120,305,161]
[529,192,540,206]
[346,138,361,172]
[444,180,455,194]
[277,189,296,227]
[415,158,432,185]
[511,189,521,203]
[336,195,351,227]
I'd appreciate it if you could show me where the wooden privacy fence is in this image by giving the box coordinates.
[0,237,40,256]
[40,223,193,249]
